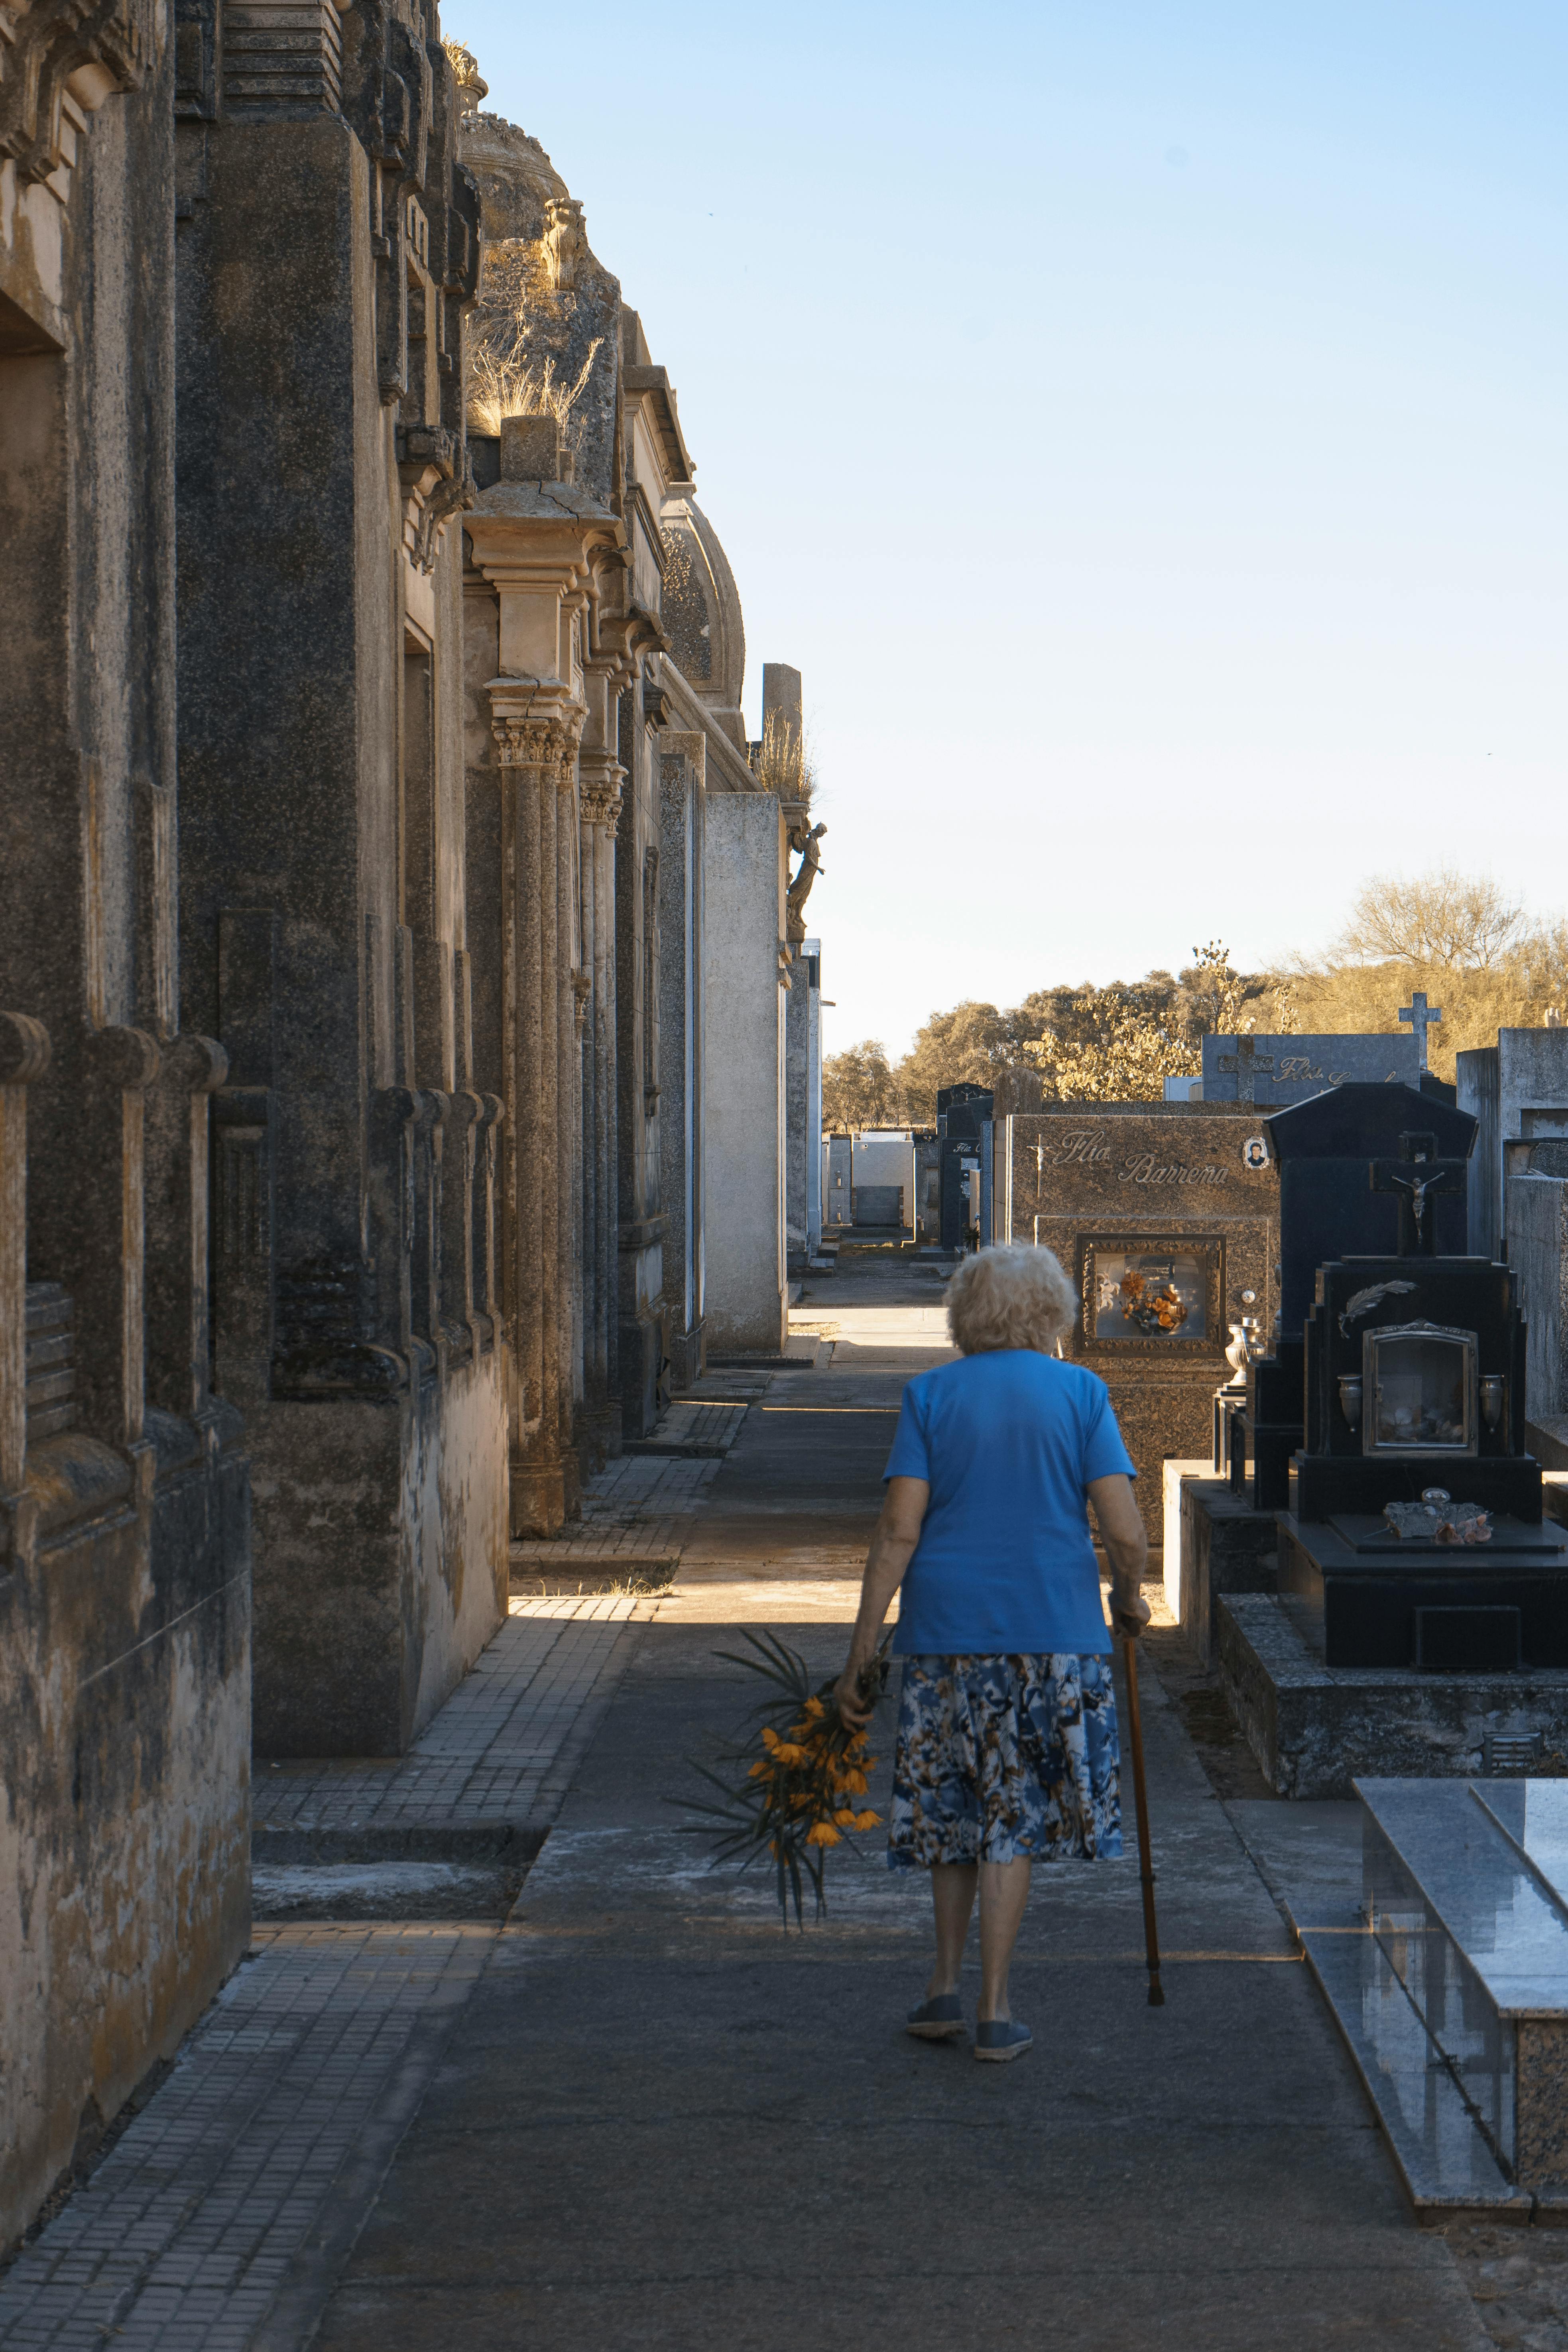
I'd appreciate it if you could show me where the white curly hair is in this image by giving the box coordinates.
[946,1243,1078,1357]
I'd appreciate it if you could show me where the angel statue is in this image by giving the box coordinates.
[785,820,826,943]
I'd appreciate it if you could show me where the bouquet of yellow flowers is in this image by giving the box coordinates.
[679,1628,891,1926]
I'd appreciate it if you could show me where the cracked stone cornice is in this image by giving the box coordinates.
[598,600,668,668]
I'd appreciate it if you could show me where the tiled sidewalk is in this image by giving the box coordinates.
[510,1452,728,1577]
[253,1597,653,1858]
[0,1595,658,2350]
[0,1925,494,2352]
[624,1398,751,1455]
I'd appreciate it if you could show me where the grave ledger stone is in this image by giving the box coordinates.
[1003,1107,1279,1547]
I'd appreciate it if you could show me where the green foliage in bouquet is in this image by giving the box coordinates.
[677,1629,892,1927]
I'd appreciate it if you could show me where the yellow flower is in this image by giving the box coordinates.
[805,1821,841,1848]
[854,1810,881,1831]
[833,1807,857,1827]
[803,1696,825,1720]
[760,1726,779,1750]
[833,1770,869,1795]
[748,1760,773,1780]
[771,1741,807,1767]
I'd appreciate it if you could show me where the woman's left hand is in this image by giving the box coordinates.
[834,1663,874,1731]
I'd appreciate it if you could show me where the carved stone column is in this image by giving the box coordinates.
[555,724,586,1514]
[578,758,624,1459]
[145,1032,230,1422]
[496,709,572,1536]
[26,1024,164,1449]
[476,1092,505,1336]
[0,1013,51,1517]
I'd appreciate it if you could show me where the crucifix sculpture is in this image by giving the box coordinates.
[1369,1129,1467,1256]
[1399,991,1443,1073]
[1214,1035,1275,1107]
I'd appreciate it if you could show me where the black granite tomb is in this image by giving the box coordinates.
[1274,1131,1568,1668]
[1228,1084,1476,1510]
[937,1086,992,1252]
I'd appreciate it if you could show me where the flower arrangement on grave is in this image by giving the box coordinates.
[678,1629,891,1927]
[1119,1265,1190,1336]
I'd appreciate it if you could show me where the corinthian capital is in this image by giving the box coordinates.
[578,751,624,832]
[580,785,623,830]
[493,715,571,768]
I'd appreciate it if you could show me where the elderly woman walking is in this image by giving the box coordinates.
[834,1243,1150,2063]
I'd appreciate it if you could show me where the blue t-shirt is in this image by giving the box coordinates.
[883,1350,1137,1656]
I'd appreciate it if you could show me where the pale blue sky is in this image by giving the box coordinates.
[458,1,1568,1055]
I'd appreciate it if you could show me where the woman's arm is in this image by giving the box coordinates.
[833,1476,930,1729]
[1087,1473,1151,1641]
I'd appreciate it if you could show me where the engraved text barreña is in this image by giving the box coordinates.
[1044,1129,1231,1186]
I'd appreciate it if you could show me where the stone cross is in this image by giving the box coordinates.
[1214,1035,1275,1106]
[1398,991,1443,1073]
[1369,1129,1466,1256]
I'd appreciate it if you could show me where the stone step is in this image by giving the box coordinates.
[1294,1910,1528,2219]
[1352,1777,1568,2202]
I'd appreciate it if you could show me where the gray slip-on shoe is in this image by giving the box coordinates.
[905,1994,964,2041]
[974,2018,1033,2063]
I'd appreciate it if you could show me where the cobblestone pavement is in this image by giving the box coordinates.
[253,1596,653,1856]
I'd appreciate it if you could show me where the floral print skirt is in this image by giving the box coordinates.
[887,1653,1122,1870]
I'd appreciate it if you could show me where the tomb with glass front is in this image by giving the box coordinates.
[1279,1240,1568,1670]
[1228,1084,1476,1512]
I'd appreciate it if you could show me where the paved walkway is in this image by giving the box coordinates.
[253,1597,654,1860]
[0,1250,1529,2348]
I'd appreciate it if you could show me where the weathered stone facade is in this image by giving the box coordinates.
[2,0,251,2248]
[174,0,506,1764]
[1,20,799,2246]
[458,104,794,1453]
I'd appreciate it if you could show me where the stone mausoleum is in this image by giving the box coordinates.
[0,16,813,2250]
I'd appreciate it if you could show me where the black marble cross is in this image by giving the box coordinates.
[1214,1034,1275,1106]
[1369,1129,1467,1256]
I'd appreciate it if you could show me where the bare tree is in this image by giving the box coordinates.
[1335,869,1528,973]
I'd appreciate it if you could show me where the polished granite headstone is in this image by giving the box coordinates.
[1002,1105,1279,1549]
[1280,1777,1568,2211]
[1229,1086,1477,1513]
[937,1084,991,1252]
[1202,1031,1423,1107]
[1278,1230,1568,1666]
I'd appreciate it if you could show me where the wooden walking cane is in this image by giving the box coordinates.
[1120,1633,1164,2007]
